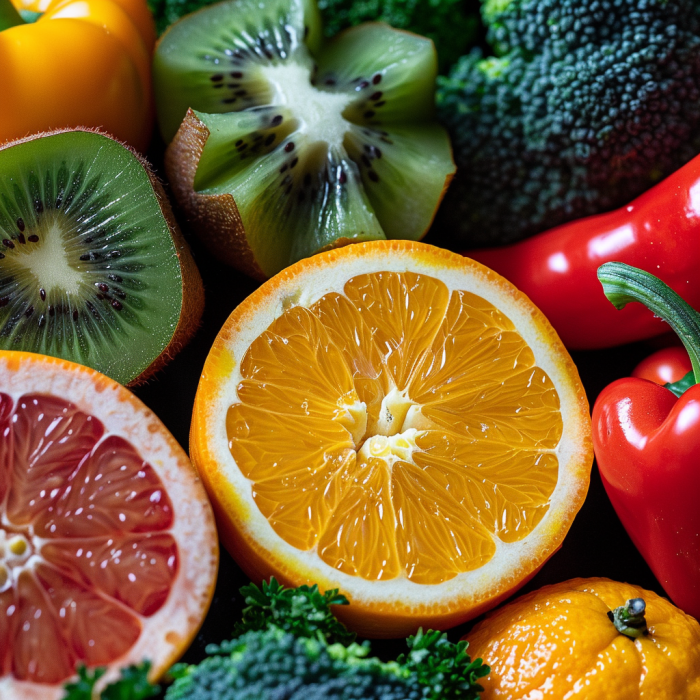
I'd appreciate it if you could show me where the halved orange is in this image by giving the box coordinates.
[0,351,218,699]
[191,240,592,637]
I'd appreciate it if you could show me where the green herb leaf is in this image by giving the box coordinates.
[101,663,160,700]
[62,663,159,700]
[398,628,490,700]
[62,666,106,700]
[234,577,356,645]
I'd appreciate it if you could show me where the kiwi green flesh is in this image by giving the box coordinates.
[158,2,455,276]
[344,123,455,240]
[317,23,440,124]
[154,0,323,143]
[0,131,184,386]
[195,109,384,277]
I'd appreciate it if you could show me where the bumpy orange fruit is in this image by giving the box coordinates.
[0,351,218,699]
[191,240,592,637]
[466,578,700,699]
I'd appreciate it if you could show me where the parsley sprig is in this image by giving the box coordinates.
[62,663,159,700]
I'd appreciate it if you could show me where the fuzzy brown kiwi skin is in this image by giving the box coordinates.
[0,126,204,386]
[165,110,267,281]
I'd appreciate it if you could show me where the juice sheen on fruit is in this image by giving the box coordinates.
[0,393,178,683]
[226,271,562,584]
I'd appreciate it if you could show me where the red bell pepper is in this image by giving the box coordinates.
[465,153,700,349]
[593,262,700,619]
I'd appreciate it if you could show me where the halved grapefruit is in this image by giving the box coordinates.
[0,351,218,699]
[190,240,593,638]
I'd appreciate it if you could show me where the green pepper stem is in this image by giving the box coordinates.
[598,262,700,385]
[0,0,24,30]
[607,598,648,639]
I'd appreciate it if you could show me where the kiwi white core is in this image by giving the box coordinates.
[260,62,352,148]
[14,214,84,296]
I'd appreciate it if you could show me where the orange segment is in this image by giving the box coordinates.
[0,394,12,508]
[227,404,355,550]
[193,240,592,637]
[311,292,388,436]
[318,456,401,581]
[342,271,450,391]
[413,436,559,543]
[392,459,495,583]
[0,589,16,676]
[14,570,76,683]
[237,305,359,425]
[227,270,563,581]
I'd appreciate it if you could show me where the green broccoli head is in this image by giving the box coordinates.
[436,0,700,246]
[165,628,426,700]
[164,579,488,700]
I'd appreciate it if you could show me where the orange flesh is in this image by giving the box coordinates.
[0,393,178,684]
[226,272,563,584]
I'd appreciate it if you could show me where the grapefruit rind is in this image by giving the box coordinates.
[191,240,592,637]
[0,351,218,700]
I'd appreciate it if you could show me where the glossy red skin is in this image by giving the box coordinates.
[592,379,700,619]
[632,346,692,385]
[466,154,700,349]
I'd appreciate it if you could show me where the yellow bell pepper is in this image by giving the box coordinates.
[0,0,155,151]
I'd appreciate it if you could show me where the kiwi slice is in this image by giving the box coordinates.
[154,0,455,279]
[0,129,203,385]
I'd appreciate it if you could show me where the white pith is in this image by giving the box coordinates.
[260,61,352,149]
[357,429,420,468]
[195,243,591,617]
[0,353,218,700]
[10,213,85,296]
[348,387,422,466]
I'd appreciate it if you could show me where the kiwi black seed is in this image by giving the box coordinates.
[0,129,203,385]
[154,0,455,279]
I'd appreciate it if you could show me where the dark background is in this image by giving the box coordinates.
[134,136,668,678]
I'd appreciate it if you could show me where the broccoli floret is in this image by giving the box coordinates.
[61,579,488,700]
[165,628,426,700]
[317,0,479,71]
[165,579,489,700]
[436,0,700,246]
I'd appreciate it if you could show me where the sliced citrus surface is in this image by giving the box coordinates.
[191,241,592,637]
[0,351,218,699]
